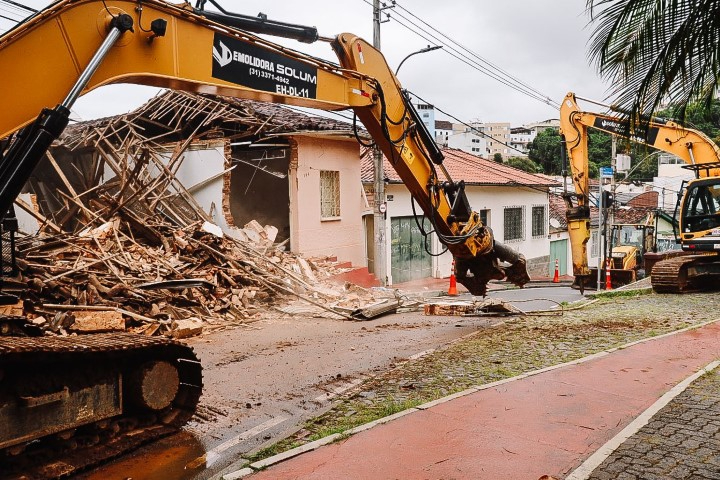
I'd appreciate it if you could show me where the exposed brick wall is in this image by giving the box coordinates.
[288,137,299,170]
[221,138,236,228]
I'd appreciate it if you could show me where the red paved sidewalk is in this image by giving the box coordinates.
[249,321,720,479]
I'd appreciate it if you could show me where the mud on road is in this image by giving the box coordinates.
[77,289,720,480]
[78,304,503,480]
[250,290,720,464]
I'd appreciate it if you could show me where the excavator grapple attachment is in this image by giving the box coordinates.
[455,242,530,297]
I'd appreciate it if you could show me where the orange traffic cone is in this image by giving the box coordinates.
[552,259,560,283]
[448,260,458,296]
[605,258,612,290]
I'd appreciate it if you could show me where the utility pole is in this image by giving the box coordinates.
[371,0,387,286]
[597,178,603,290]
[608,136,617,266]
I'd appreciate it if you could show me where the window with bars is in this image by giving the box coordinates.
[320,170,340,218]
[503,206,524,241]
[531,205,547,237]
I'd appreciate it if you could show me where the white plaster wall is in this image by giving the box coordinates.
[289,136,365,266]
[16,193,41,234]
[384,183,550,284]
[156,142,238,235]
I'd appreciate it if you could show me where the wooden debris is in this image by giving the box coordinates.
[171,317,204,339]
[0,301,24,317]
[8,90,421,339]
[424,301,475,316]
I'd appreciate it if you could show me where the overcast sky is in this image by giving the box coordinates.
[8,0,609,126]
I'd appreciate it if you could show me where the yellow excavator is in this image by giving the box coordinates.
[0,0,530,474]
[560,92,720,293]
[607,210,656,285]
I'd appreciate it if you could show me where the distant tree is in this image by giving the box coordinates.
[493,153,503,163]
[528,128,562,174]
[588,130,612,167]
[588,163,599,179]
[657,99,720,145]
[506,156,541,173]
[527,128,614,178]
[625,147,659,180]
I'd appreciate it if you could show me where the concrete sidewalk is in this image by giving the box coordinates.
[240,320,720,479]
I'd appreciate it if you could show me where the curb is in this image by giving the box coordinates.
[220,317,720,479]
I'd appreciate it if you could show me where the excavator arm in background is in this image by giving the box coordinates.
[559,92,720,293]
[0,0,529,297]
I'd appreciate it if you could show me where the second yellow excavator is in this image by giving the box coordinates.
[560,92,720,293]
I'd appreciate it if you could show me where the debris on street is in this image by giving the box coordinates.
[11,91,424,339]
[424,298,524,316]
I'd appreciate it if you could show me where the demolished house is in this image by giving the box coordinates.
[8,90,404,337]
[24,90,370,263]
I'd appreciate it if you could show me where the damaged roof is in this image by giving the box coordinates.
[59,89,359,149]
[362,147,559,187]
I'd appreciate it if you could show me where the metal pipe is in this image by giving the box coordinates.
[195,8,320,43]
[687,144,697,166]
[61,19,128,109]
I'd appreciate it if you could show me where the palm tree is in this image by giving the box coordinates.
[586,0,720,122]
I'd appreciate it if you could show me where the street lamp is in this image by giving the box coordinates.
[395,45,443,75]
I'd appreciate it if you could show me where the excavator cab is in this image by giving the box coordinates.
[679,178,720,245]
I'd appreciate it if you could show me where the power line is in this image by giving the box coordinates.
[0,0,36,13]
[0,12,21,23]
[389,13,552,106]
[408,90,526,155]
[358,0,556,108]
[393,1,555,105]
[389,8,553,105]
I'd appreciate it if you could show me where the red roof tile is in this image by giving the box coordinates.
[613,206,655,225]
[549,194,568,230]
[362,147,558,187]
[626,191,658,208]
[549,192,655,232]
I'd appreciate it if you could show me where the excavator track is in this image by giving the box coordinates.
[651,253,720,293]
[0,333,202,479]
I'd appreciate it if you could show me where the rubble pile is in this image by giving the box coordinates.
[7,91,411,339]
[11,219,398,338]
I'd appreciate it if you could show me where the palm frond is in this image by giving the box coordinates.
[586,0,720,123]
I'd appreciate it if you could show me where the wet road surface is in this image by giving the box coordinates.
[77,286,581,479]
